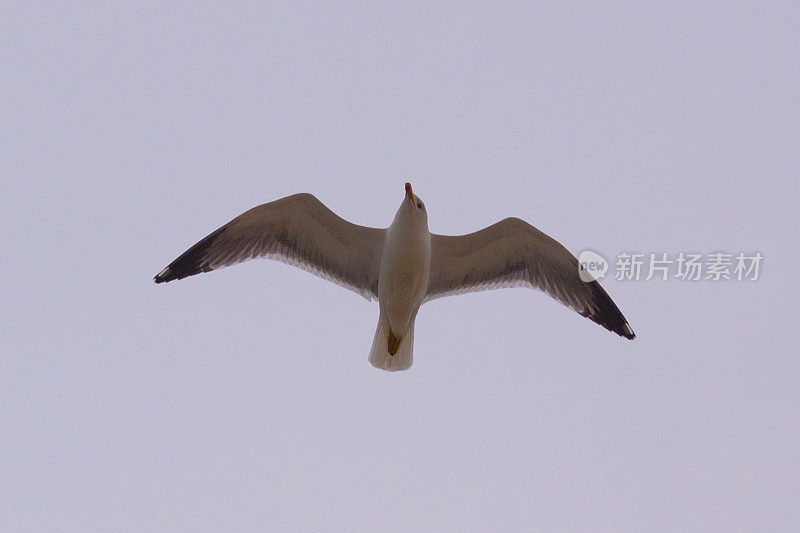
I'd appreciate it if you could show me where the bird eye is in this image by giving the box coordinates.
[417,202,422,209]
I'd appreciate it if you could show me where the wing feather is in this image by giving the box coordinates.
[426,217,635,339]
[154,193,386,300]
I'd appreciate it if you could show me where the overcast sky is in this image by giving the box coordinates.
[2,2,798,530]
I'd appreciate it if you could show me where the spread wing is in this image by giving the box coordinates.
[426,217,635,339]
[154,193,386,300]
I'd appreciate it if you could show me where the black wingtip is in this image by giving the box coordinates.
[154,267,172,284]
[620,323,636,340]
[154,227,226,285]
[584,280,636,340]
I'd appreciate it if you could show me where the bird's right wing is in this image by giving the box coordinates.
[426,217,635,339]
[154,193,386,300]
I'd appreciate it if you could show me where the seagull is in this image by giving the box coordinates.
[155,183,634,371]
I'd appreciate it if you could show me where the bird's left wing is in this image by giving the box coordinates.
[154,193,386,300]
[426,217,635,338]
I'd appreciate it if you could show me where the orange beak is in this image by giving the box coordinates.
[405,182,413,201]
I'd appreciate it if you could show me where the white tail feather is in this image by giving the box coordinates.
[369,316,415,372]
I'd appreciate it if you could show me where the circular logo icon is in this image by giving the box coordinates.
[578,249,608,282]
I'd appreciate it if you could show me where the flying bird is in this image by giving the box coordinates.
[155,183,635,371]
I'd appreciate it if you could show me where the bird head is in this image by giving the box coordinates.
[393,182,428,229]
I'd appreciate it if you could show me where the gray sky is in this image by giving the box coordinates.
[2,2,798,530]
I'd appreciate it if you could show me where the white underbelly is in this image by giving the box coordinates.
[379,253,429,334]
